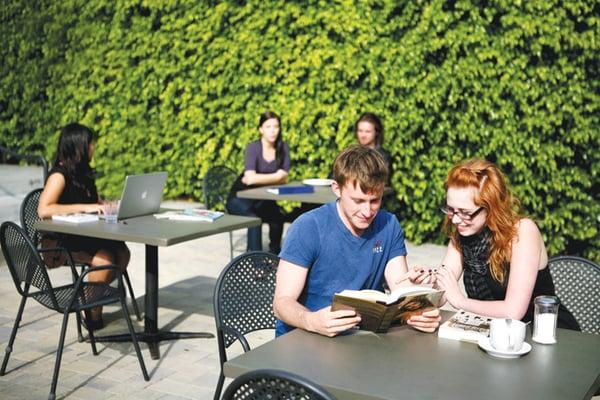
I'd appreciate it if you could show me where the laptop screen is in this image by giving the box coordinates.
[117,172,167,220]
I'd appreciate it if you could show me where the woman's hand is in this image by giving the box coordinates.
[408,266,437,285]
[435,266,465,309]
[84,203,104,214]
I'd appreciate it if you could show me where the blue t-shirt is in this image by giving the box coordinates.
[276,201,407,336]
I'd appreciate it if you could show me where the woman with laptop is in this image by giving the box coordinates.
[38,123,130,330]
[226,111,290,254]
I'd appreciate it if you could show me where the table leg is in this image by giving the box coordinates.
[145,244,160,359]
[95,244,213,360]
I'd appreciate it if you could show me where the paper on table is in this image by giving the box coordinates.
[51,214,99,223]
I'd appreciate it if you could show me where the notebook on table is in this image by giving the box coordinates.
[100,172,168,221]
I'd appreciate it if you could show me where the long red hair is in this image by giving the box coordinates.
[443,159,522,284]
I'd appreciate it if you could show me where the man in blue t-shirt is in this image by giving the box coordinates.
[274,145,441,337]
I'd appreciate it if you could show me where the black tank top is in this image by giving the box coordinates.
[459,228,579,330]
[47,164,98,204]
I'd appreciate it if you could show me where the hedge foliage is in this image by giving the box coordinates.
[1,0,598,260]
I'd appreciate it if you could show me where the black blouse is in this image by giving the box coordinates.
[458,228,579,330]
[47,164,98,205]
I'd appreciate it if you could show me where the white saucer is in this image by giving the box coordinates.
[302,178,334,186]
[478,337,532,359]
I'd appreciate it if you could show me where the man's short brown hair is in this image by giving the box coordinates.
[332,145,388,193]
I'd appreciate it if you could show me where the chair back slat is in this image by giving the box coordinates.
[20,188,43,246]
[203,166,237,210]
[548,255,600,335]
[214,251,279,348]
[222,368,336,400]
[1,222,56,303]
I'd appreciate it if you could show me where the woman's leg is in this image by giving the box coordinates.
[226,196,263,251]
[256,201,285,254]
[84,241,130,324]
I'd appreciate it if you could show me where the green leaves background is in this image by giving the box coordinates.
[1,0,598,260]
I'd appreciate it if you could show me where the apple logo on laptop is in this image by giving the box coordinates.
[141,190,148,199]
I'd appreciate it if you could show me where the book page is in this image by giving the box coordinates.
[335,289,389,303]
[387,285,437,304]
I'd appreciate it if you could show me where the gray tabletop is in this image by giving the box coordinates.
[236,182,337,204]
[224,313,600,400]
[236,181,394,204]
[36,212,260,247]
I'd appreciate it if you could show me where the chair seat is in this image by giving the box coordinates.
[31,283,120,312]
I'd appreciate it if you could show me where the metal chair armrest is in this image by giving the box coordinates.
[221,324,251,352]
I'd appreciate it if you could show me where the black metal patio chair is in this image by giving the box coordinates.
[548,255,600,335]
[0,221,149,400]
[213,251,279,399]
[222,368,336,400]
[203,165,238,259]
[20,188,142,330]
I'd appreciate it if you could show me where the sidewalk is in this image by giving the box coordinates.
[0,165,446,399]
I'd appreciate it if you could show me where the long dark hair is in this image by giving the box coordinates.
[354,112,384,147]
[54,123,95,178]
[258,111,285,168]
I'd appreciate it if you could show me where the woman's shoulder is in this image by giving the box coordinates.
[514,218,542,241]
[247,140,261,149]
[48,164,68,179]
[516,217,540,232]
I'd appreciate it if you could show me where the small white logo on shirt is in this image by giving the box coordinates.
[373,239,383,254]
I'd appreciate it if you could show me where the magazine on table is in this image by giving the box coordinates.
[153,208,224,222]
[438,310,491,343]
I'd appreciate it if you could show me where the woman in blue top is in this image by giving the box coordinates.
[227,111,290,253]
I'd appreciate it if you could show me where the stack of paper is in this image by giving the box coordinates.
[52,214,99,223]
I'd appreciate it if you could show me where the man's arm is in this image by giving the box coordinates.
[273,259,361,337]
[384,256,441,333]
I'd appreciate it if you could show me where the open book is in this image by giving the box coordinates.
[153,208,224,222]
[331,285,444,333]
[51,213,99,223]
[438,310,491,343]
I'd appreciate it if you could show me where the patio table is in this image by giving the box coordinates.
[224,311,600,400]
[236,181,393,204]
[37,211,260,359]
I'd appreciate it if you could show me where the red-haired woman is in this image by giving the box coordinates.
[429,159,578,329]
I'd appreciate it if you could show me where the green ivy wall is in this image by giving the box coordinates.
[1,0,598,260]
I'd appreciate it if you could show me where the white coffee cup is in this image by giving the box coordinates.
[489,318,526,352]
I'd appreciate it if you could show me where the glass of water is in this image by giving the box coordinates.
[103,200,119,224]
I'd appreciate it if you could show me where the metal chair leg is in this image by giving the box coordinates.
[213,372,225,400]
[48,311,70,400]
[123,271,142,321]
[120,290,149,381]
[87,320,98,356]
[75,311,84,342]
[228,231,234,260]
[0,296,27,375]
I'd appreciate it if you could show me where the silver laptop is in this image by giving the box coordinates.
[116,172,167,220]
